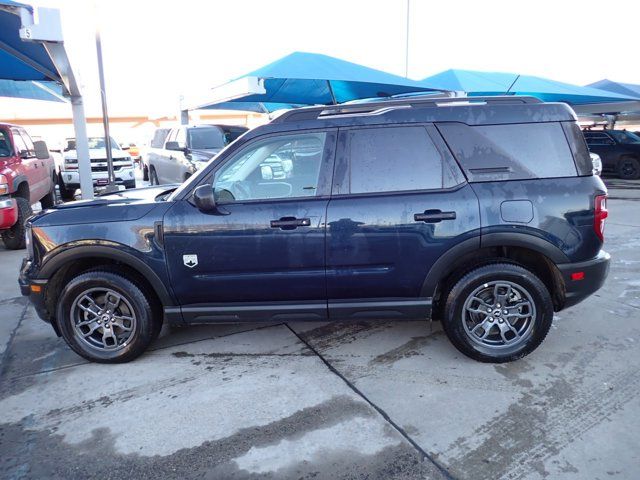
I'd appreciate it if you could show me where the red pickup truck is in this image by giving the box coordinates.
[0,123,56,249]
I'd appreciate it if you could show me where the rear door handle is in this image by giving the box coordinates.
[270,217,311,230]
[414,210,457,223]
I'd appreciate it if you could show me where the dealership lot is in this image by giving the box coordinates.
[0,181,639,480]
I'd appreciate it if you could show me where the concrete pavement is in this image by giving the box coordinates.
[0,179,639,479]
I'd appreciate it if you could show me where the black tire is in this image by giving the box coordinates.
[1,197,32,250]
[618,157,640,180]
[56,271,160,363]
[58,175,76,201]
[142,164,149,181]
[149,167,159,186]
[441,263,553,363]
[40,175,57,209]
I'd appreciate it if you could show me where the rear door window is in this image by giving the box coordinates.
[583,131,614,146]
[437,122,577,182]
[345,126,448,194]
[150,129,170,148]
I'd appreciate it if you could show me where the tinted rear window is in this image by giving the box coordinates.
[438,122,577,182]
[151,129,170,148]
[347,126,445,194]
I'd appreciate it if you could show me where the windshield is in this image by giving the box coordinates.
[0,129,10,158]
[188,127,225,150]
[64,137,121,151]
[607,131,640,144]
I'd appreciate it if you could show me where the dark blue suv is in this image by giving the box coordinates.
[19,96,610,363]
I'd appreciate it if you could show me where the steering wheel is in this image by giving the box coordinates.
[230,181,251,201]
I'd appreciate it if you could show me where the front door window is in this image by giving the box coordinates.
[213,132,326,202]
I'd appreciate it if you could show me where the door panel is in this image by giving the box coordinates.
[326,125,480,319]
[163,129,336,322]
[164,200,328,307]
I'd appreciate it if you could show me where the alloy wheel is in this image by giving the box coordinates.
[70,287,137,351]
[461,280,536,350]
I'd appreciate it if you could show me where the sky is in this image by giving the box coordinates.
[24,0,640,117]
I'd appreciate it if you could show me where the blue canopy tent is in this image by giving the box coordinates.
[0,0,94,197]
[0,0,64,102]
[183,51,445,113]
[587,79,640,99]
[0,79,65,102]
[584,80,640,127]
[421,69,640,110]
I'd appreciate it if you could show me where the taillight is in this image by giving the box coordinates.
[594,194,608,242]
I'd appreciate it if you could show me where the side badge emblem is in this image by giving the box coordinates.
[183,254,198,268]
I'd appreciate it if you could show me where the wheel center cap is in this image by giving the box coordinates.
[101,314,110,322]
[494,310,501,316]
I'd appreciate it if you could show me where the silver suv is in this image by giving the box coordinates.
[146,124,248,185]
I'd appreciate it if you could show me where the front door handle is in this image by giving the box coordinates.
[270,217,311,230]
[414,210,457,223]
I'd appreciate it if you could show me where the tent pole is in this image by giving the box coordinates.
[326,80,337,104]
[70,96,94,199]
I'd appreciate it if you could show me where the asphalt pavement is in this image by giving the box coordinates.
[0,178,639,479]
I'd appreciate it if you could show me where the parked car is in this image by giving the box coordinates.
[590,152,602,176]
[54,136,136,200]
[121,142,142,168]
[19,96,610,364]
[0,123,56,249]
[582,129,640,179]
[146,124,248,185]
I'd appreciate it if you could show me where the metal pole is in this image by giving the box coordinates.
[95,27,117,193]
[70,96,94,199]
[405,0,410,78]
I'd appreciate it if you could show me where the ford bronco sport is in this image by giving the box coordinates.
[19,96,610,363]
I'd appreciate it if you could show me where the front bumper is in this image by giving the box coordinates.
[60,166,136,190]
[19,257,53,327]
[0,197,18,230]
[558,250,610,309]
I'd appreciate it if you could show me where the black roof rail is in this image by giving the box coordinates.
[272,95,543,124]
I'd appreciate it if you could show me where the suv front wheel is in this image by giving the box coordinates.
[442,263,553,363]
[57,271,160,363]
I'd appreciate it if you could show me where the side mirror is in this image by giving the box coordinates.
[34,140,50,160]
[121,145,130,151]
[191,184,217,212]
[165,141,185,152]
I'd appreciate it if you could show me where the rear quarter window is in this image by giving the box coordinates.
[437,122,578,182]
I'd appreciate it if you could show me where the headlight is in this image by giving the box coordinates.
[64,157,78,170]
[25,224,34,259]
[0,174,8,195]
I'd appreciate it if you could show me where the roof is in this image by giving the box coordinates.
[245,96,578,139]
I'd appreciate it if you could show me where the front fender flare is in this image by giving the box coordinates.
[39,243,176,307]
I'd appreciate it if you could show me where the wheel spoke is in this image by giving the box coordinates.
[101,327,118,349]
[111,315,133,332]
[81,322,101,337]
[493,283,512,306]
[105,292,122,312]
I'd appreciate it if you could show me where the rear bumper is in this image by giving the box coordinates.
[0,197,18,230]
[558,250,610,309]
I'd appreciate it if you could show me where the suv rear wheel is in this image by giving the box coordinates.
[442,263,553,363]
[618,156,640,180]
[57,271,160,363]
